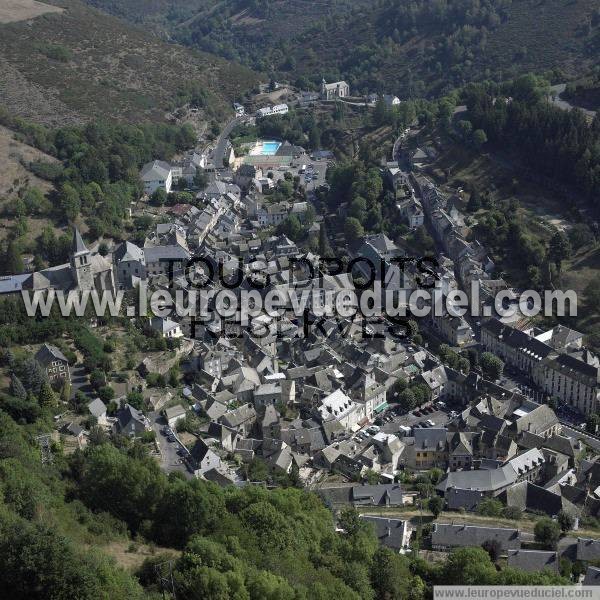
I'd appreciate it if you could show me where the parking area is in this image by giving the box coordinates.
[346,402,458,445]
[380,404,454,435]
[150,412,192,478]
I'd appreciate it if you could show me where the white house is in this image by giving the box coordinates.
[316,389,361,431]
[383,95,401,107]
[150,316,184,339]
[140,160,173,195]
[88,398,107,427]
[165,404,187,429]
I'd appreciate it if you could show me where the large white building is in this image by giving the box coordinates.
[481,318,599,415]
[140,160,173,195]
[256,104,289,118]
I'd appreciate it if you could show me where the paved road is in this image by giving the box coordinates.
[549,83,596,118]
[213,116,248,169]
[150,411,192,478]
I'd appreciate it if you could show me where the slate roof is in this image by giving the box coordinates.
[140,160,171,181]
[88,398,107,418]
[414,427,447,451]
[351,484,404,506]
[144,245,190,262]
[72,227,88,255]
[506,550,559,573]
[504,481,564,516]
[583,566,600,585]
[360,516,409,550]
[508,404,559,436]
[114,241,144,263]
[577,538,600,562]
[431,523,521,551]
[438,465,517,494]
[446,487,486,511]
[35,343,68,365]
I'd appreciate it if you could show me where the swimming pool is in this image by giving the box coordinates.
[250,141,281,156]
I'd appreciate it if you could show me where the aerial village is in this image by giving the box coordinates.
[4,78,600,581]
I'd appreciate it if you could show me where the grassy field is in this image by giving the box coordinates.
[0,0,258,126]
[0,0,63,23]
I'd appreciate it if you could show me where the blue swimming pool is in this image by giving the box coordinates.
[260,141,281,155]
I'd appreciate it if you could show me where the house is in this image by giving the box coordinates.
[150,316,184,339]
[506,550,559,573]
[253,383,281,409]
[360,516,412,551]
[351,484,407,506]
[140,160,172,195]
[88,398,107,427]
[321,79,349,100]
[114,241,146,289]
[114,404,151,436]
[315,389,362,431]
[431,523,521,552]
[189,438,222,476]
[165,404,187,429]
[35,343,70,386]
[411,428,448,469]
[383,94,401,107]
[144,245,190,277]
[505,404,561,439]
[220,403,257,437]
[396,197,424,229]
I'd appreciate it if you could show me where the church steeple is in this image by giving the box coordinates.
[72,227,88,256]
[70,227,93,290]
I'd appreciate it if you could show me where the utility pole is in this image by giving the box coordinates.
[155,560,176,600]
[35,434,53,465]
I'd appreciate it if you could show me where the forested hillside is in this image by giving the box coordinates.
[0,0,258,127]
[87,0,600,97]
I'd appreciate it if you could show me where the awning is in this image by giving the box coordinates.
[374,402,389,414]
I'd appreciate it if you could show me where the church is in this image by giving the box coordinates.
[320,78,350,100]
[21,228,115,294]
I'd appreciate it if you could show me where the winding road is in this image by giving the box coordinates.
[549,83,596,119]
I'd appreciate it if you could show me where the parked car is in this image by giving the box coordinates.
[426,419,435,427]
[367,425,380,435]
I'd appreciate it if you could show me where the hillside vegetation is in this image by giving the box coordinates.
[87,0,600,97]
[0,0,258,127]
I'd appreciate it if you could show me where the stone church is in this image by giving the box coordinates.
[22,228,115,294]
